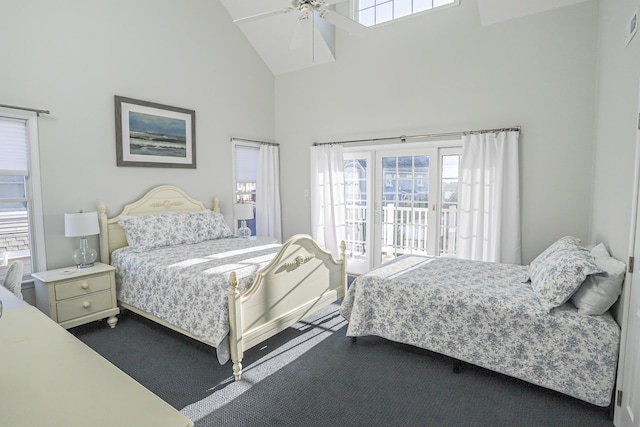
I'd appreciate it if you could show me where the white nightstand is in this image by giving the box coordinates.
[33,262,119,329]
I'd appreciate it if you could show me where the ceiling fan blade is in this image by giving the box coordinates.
[319,9,369,37]
[313,0,346,5]
[233,7,294,25]
[290,14,313,50]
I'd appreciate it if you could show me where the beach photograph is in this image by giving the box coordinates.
[128,111,187,158]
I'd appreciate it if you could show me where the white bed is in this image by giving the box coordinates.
[341,237,624,407]
[98,185,346,381]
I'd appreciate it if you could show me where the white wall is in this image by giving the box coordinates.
[2,0,631,269]
[0,0,275,269]
[275,0,600,263]
[591,0,640,261]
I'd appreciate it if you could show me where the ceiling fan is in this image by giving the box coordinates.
[233,0,369,50]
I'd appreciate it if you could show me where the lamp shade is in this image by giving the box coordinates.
[233,203,254,221]
[64,211,100,237]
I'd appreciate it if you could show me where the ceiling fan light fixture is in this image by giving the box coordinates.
[299,4,313,20]
[234,0,367,56]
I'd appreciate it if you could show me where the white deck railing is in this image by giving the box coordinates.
[345,204,458,260]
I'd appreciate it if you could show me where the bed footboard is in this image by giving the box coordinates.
[227,235,346,381]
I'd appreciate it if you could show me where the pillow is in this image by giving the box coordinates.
[529,236,581,273]
[529,239,603,312]
[188,211,234,242]
[570,243,626,315]
[119,213,196,251]
[525,236,582,282]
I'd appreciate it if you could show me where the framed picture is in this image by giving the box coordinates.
[115,96,196,168]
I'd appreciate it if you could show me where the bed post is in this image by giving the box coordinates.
[98,201,109,264]
[228,271,243,381]
[212,197,220,213]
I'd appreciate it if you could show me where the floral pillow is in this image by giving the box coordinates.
[119,213,196,252]
[528,236,581,276]
[119,211,234,252]
[529,238,603,312]
[188,211,234,242]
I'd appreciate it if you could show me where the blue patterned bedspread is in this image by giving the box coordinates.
[340,255,620,406]
[112,237,281,364]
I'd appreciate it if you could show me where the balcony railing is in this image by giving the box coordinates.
[345,204,458,261]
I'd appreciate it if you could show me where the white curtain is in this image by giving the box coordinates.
[310,144,346,259]
[256,144,282,242]
[457,131,521,264]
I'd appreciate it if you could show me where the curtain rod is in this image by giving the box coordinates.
[312,126,521,147]
[0,103,50,116]
[231,137,279,146]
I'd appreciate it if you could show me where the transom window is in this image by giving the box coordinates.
[356,0,458,26]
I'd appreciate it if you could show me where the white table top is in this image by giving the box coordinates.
[0,302,193,427]
[0,284,28,312]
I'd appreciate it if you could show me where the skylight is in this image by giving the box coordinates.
[356,0,458,27]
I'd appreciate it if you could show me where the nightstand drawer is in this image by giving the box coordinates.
[54,274,112,301]
[56,290,113,323]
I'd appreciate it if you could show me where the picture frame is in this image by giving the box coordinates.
[115,96,196,168]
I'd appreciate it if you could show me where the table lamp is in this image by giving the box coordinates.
[65,211,100,268]
[233,203,254,238]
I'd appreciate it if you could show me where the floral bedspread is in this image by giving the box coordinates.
[111,237,281,364]
[340,255,621,406]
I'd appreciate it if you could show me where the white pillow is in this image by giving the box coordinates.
[570,243,625,315]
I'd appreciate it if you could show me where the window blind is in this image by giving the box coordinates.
[0,117,29,176]
[235,145,259,182]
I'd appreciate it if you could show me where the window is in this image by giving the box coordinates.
[233,143,258,235]
[0,109,45,282]
[439,152,460,257]
[355,0,458,26]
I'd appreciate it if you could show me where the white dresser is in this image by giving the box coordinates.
[0,287,193,427]
[33,262,119,329]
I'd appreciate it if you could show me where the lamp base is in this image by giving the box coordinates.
[75,261,95,269]
[238,220,251,239]
[73,237,97,268]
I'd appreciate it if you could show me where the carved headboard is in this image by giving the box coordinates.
[98,185,220,264]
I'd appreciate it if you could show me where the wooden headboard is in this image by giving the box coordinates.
[98,185,220,264]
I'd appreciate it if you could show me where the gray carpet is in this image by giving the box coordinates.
[72,303,614,427]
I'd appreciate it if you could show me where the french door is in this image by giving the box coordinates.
[344,143,461,275]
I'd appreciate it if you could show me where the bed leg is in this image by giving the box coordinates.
[607,388,617,420]
[607,401,614,420]
[232,359,243,381]
[351,336,357,343]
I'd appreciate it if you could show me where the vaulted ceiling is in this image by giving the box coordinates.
[219,0,591,76]
[219,0,339,76]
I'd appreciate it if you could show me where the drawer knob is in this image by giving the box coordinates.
[81,283,89,290]
[82,301,91,309]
